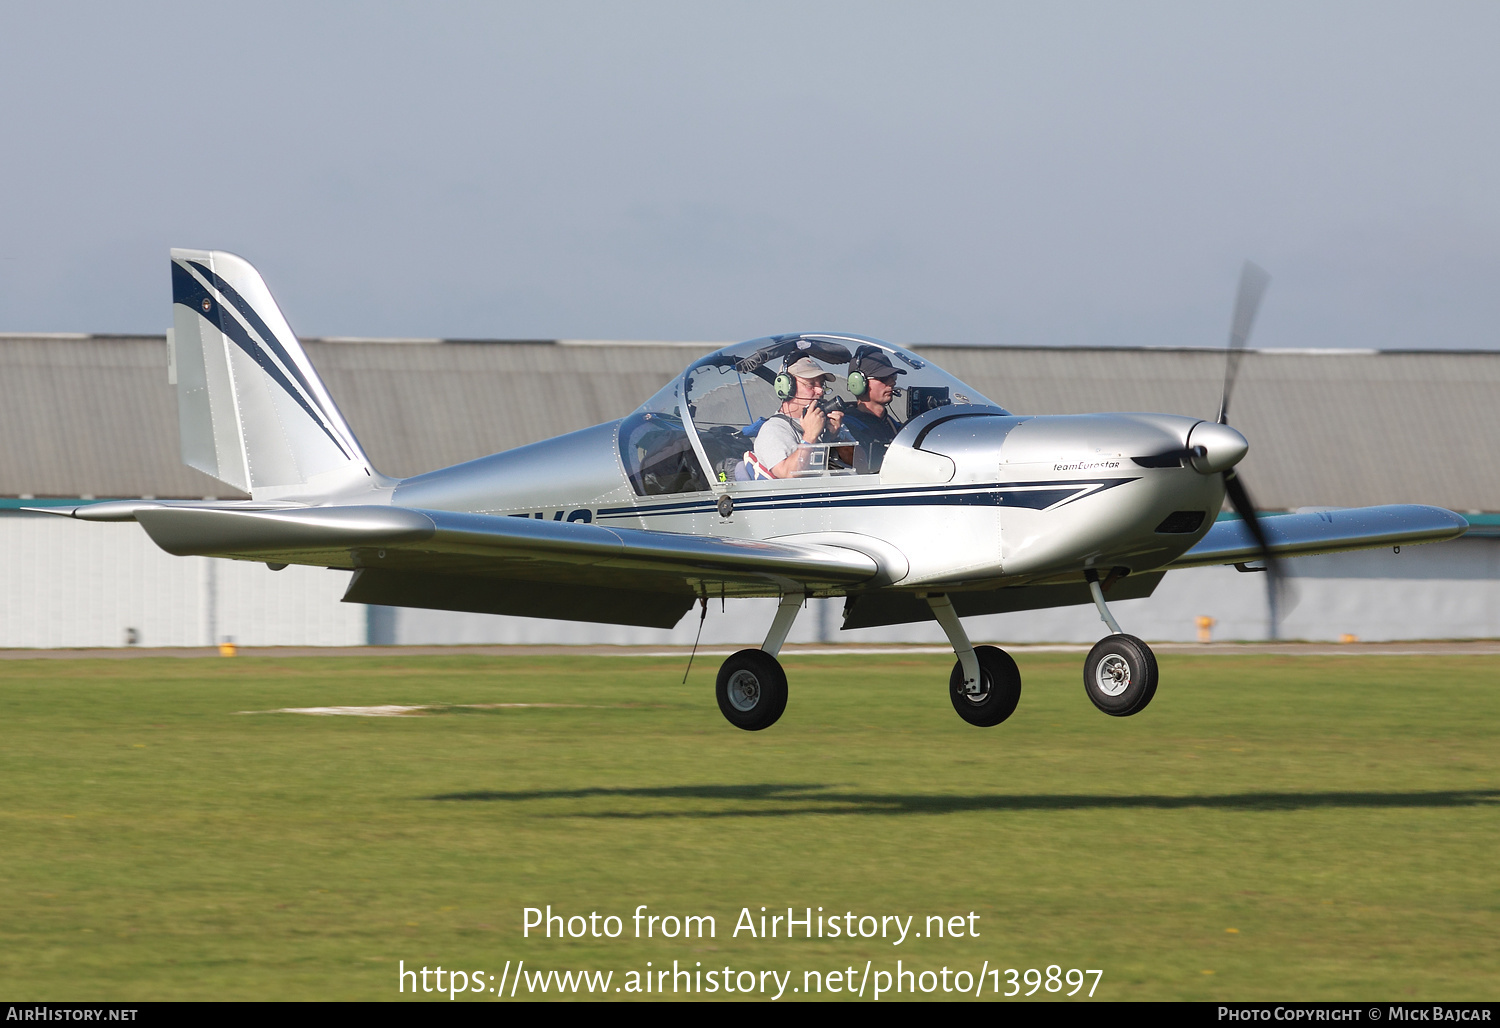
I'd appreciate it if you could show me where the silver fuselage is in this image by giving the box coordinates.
[393,406,1225,597]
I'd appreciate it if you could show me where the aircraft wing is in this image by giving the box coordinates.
[1166,504,1468,570]
[127,504,879,628]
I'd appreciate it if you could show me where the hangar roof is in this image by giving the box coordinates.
[2,333,1497,512]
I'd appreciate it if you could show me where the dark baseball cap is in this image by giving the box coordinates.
[852,351,907,379]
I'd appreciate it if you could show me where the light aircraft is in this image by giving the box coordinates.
[38,251,1467,730]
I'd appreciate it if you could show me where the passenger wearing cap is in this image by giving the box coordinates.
[750,356,849,479]
[843,350,906,473]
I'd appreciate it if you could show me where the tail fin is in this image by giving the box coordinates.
[168,249,379,500]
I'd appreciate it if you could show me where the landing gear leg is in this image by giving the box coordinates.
[927,594,1021,727]
[760,592,802,659]
[1083,571,1159,716]
[714,593,801,731]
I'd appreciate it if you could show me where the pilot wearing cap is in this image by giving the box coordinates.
[750,356,848,479]
[843,350,907,473]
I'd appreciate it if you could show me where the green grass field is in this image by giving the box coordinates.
[1,650,1496,1001]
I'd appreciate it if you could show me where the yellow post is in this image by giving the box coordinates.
[1195,615,1217,643]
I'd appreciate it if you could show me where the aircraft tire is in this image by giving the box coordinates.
[715,649,788,731]
[948,645,1022,727]
[1083,634,1159,716]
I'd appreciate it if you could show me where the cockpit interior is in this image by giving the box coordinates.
[620,334,1002,496]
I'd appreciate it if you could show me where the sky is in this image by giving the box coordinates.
[2,1,1498,349]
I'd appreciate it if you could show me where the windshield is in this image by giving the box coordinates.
[624,334,1003,488]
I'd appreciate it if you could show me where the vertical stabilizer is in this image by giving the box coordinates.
[169,249,377,500]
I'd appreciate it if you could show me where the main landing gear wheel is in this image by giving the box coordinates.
[949,645,1023,727]
[716,649,788,731]
[1083,634,1159,716]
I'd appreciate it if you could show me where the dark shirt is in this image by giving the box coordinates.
[843,405,902,474]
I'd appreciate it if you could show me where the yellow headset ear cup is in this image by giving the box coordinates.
[774,373,795,400]
[847,371,868,397]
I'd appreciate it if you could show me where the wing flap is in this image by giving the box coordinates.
[343,569,695,628]
[1168,504,1467,569]
[842,571,1166,629]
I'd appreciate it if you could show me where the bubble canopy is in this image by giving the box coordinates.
[621,334,1005,494]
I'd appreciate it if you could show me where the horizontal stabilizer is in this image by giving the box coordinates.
[1168,504,1467,569]
[24,499,306,522]
[136,504,432,555]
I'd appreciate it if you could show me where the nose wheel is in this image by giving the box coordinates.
[1083,634,1158,716]
[1081,570,1159,717]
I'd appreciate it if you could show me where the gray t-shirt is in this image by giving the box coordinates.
[753,415,802,470]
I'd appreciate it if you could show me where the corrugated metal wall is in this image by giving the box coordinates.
[0,513,364,648]
[0,335,230,498]
[937,346,1500,510]
[307,340,713,477]
[6,333,1500,510]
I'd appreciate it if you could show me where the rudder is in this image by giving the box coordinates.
[168,249,377,499]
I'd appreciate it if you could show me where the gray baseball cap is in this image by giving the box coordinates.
[786,356,835,381]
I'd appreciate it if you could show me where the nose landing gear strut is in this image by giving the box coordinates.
[1082,570,1159,716]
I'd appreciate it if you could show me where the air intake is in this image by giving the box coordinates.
[1155,510,1207,534]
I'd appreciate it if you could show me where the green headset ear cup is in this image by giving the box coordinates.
[847,370,868,397]
[774,372,795,400]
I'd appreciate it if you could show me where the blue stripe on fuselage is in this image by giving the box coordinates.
[595,477,1136,520]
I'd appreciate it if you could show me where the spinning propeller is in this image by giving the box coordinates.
[1213,261,1292,638]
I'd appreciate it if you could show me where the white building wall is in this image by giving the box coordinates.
[209,557,365,647]
[2,512,1491,648]
[0,513,364,648]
